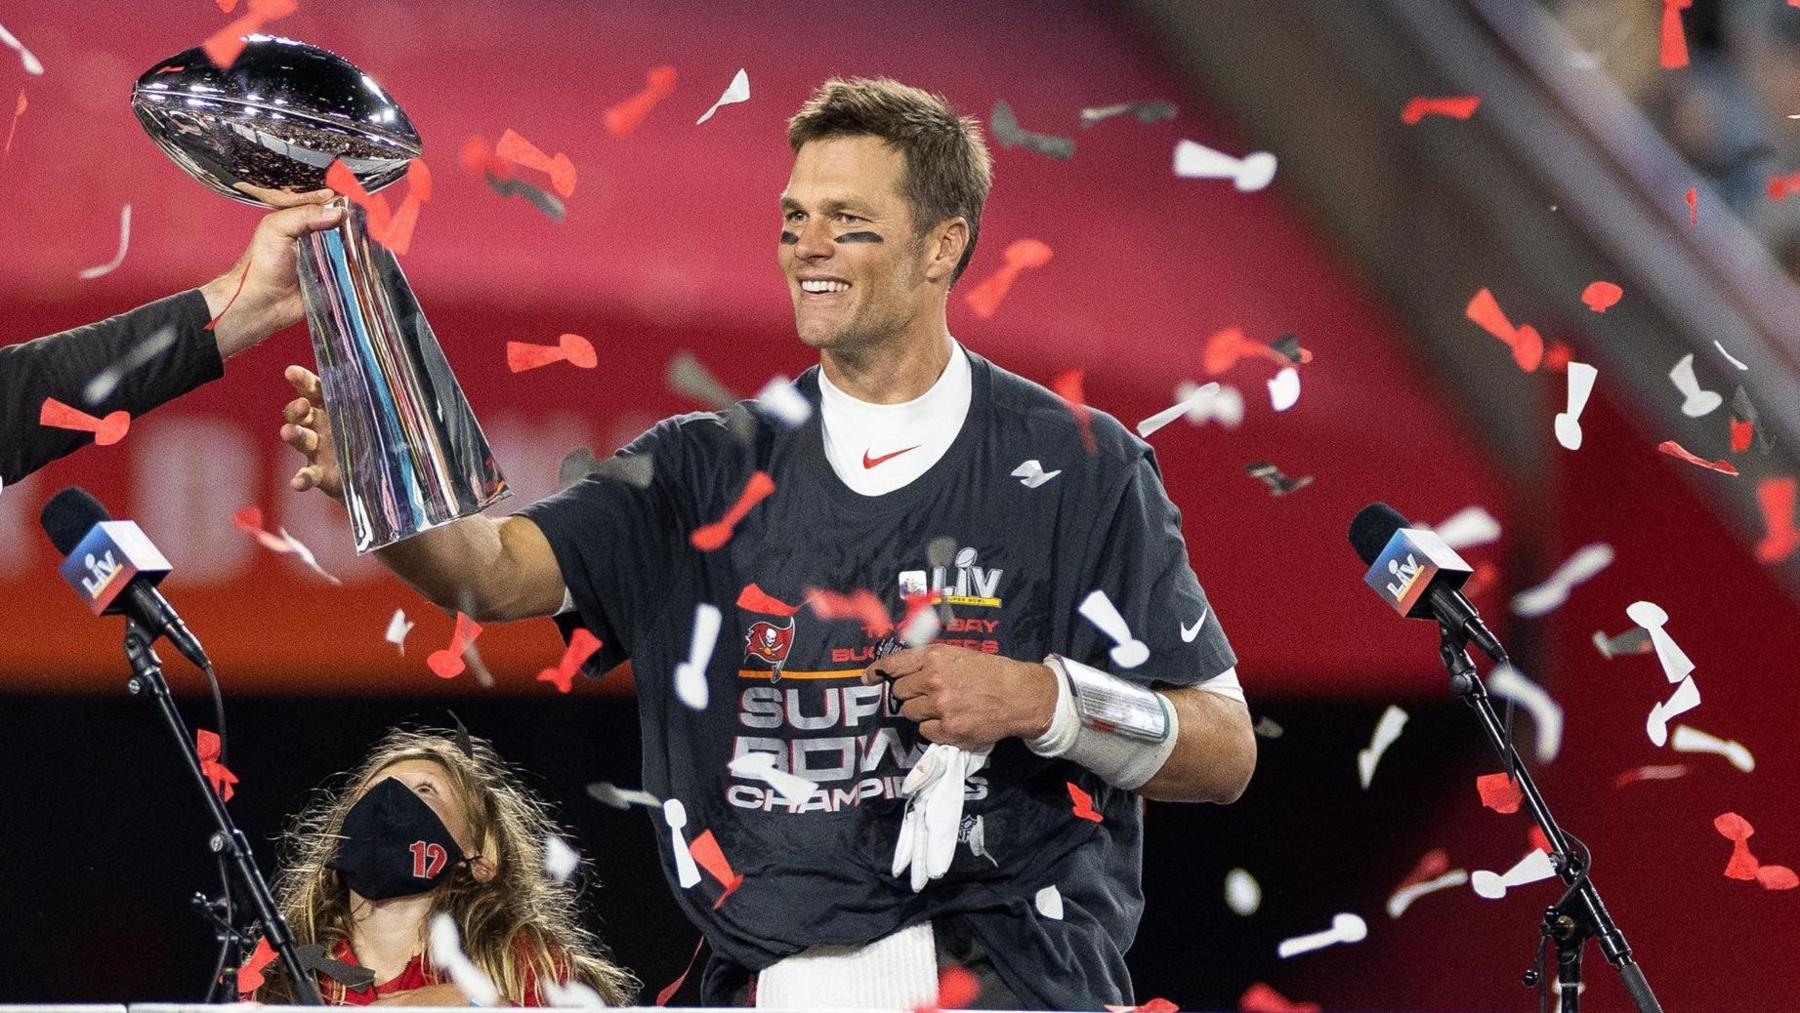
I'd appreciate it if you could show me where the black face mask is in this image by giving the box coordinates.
[328,777,467,901]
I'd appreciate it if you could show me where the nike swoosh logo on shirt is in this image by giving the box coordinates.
[1180,608,1210,642]
[862,445,920,469]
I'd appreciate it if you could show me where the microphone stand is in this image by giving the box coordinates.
[122,619,323,1005]
[1437,622,1662,1013]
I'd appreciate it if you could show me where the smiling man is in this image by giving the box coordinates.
[279,77,1254,1010]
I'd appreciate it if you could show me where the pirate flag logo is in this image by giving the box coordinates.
[744,617,795,682]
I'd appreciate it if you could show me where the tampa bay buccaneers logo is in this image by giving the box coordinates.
[744,618,795,681]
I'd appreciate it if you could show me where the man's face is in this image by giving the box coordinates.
[779,135,932,351]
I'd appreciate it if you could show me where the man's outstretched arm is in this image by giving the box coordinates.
[278,364,565,621]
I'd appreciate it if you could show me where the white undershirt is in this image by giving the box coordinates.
[818,342,972,497]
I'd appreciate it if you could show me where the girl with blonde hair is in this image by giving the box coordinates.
[255,726,636,1005]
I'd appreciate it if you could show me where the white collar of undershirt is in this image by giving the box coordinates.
[817,342,972,497]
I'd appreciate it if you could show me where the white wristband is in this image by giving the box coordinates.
[1026,655,1180,791]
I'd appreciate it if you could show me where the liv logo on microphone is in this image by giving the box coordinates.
[1364,527,1470,618]
[58,521,172,614]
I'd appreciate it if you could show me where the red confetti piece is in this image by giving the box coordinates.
[537,629,601,694]
[804,587,894,638]
[686,829,744,907]
[1541,341,1573,373]
[1202,326,1311,376]
[327,157,432,255]
[1106,1001,1180,1013]
[1715,812,1761,880]
[1685,187,1698,224]
[507,333,596,373]
[1754,477,1799,564]
[203,259,251,331]
[217,0,238,11]
[1730,418,1754,454]
[1580,281,1623,313]
[1659,0,1692,69]
[1067,782,1103,823]
[1400,95,1480,124]
[1768,171,1800,201]
[203,0,296,69]
[496,128,576,198]
[1612,763,1689,789]
[1657,439,1739,476]
[1757,865,1799,890]
[963,238,1052,319]
[604,65,678,138]
[928,965,981,1011]
[1462,560,1498,599]
[1465,288,1543,372]
[1238,983,1321,1013]
[1395,848,1450,891]
[3,86,24,157]
[460,135,513,179]
[737,583,801,616]
[690,471,775,551]
[426,613,483,678]
[1528,825,1553,855]
[40,398,129,445]
[1051,368,1096,454]
[1476,771,1523,814]
[237,935,276,995]
[196,728,238,802]
[326,159,392,237]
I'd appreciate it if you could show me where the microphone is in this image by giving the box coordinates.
[1349,502,1506,662]
[41,487,213,672]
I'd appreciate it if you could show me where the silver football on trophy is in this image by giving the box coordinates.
[133,35,508,553]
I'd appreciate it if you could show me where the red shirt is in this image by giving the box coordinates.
[321,939,546,1006]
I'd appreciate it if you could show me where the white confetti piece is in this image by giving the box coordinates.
[1669,353,1722,417]
[1276,912,1366,959]
[1357,705,1408,790]
[1510,543,1613,618]
[385,609,414,653]
[1712,340,1749,371]
[83,325,177,405]
[1224,867,1261,916]
[0,21,42,76]
[1177,379,1244,428]
[662,798,703,888]
[1136,382,1219,438]
[729,751,820,805]
[1626,600,1694,682]
[277,526,342,585]
[696,68,750,125]
[900,601,941,648]
[1486,663,1563,763]
[1670,724,1754,773]
[1386,869,1467,918]
[1267,366,1300,412]
[586,781,661,810]
[1472,849,1557,899]
[755,373,811,427]
[1077,589,1148,668]
[1646,675,1700,747]
[1034,883,1065,920]
[543,834,580,884]
[675,603,720,710]
[1174,138,1277,192]
[428,913,500,1006]
[1011,459,1061,488]
[1432,505,1501,550]
[1554,361,1597,451]
[78,205,132,280]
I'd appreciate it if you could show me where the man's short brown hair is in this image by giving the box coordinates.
[788,77,993,284]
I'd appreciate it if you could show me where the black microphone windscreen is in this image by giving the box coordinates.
[1349,502,1411,565]
[41,486,112,555]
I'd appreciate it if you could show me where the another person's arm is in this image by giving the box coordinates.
[0,195,342,485]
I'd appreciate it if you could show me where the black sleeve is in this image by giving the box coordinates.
[512,421,685,676]
[1069,449,1237,688]
[0,290,222,485]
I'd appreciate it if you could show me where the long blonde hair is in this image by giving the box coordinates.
[257,728,637,1005]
